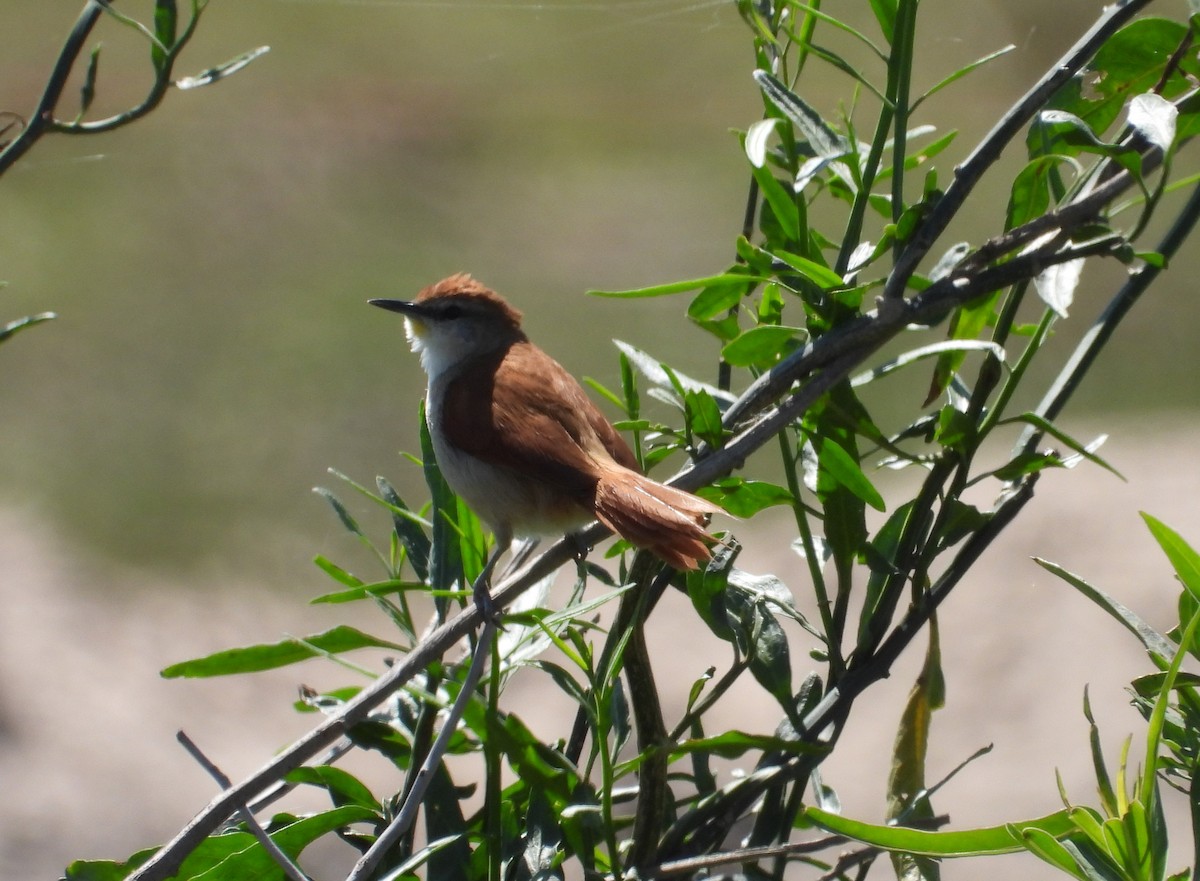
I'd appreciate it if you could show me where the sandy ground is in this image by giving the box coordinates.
[3,417,1198,879]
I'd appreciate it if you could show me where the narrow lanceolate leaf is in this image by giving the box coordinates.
[852,340,1005,387]
[160,625,406,677]
[175,46,272,90]
[1141,513,1200,601]
[152,0,177,71]
[0,312,55,345]
[745,117,780,168]
[753,71,850,159]
[820,437,886,512]
[313,486,365,538]
[805,806,1077,856]
[589,273,765,299]
[888,620,945,881]
[1033,557,1177,663]
[377,476,431,582]
[1000,413,1125,480]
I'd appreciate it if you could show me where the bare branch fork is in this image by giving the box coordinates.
[128,2,1170,877]
[0,1,266,176]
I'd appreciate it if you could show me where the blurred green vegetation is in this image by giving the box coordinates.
[0,0,1194,580]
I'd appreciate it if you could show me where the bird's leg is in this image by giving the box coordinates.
[506,538,540,574]
[470,527,512,623]
[470,545,504,622]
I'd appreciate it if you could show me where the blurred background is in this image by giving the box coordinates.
[1,1,1197,877]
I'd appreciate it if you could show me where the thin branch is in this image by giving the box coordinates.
[176,731,311,881]
[347,620,498,881]
[881,0,1152,299]
[1017,177,1200,455]
[0,1,105,175]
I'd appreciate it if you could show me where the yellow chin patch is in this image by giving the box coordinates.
[404,316,427,337]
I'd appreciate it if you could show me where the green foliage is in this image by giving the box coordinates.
[41,2,1200,880]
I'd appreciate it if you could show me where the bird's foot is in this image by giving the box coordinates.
[566,532,591,562]
[472,579,505,628]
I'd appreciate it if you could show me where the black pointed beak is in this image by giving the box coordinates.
[368,298,422,316]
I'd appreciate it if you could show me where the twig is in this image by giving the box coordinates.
[1018,177,1200,455]
[176,731,311,881]
[0,1,105,174]
[652,812,951,877]
[347,619,498,881]
[881,0,1153,299]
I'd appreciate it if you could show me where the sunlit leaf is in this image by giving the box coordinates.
[753,71,850,159]
[721,324,807,367]
[1142,513,1200,601]
[161,626,405,678]
[1127,93,1178,152]
[591,273,764,299]
[176,45,271,90]
[745,117,780,168]
[0,311,55,345]
[1034,257,1084,318]
[805,806,1077,856]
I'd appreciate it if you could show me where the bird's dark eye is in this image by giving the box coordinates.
[440,304,464,320]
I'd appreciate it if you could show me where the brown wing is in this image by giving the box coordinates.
[440,340,640,501]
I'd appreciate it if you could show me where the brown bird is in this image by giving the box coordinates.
[370,273,719,617]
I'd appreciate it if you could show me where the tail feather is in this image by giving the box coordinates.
[592,470,721,570]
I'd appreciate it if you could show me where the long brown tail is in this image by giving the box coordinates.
[592,468,721,570]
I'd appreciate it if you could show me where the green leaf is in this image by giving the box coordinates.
[750,161,802,241]
[590,273,765,299]
[772,248,846,289]
[753,71,850,160]
[313,554,363,588]
[697,477,793,517]
[721,324,808,367]
[175,46,272,91]
[1020,827,1090,879]
[687,275,754,321]
[613,340,734,403]
[1141,513,1200,601]
[888,621,945,881]
[377,476,431,582]
[152,0,177,71]
[852,339,1005,388]
[999,414,1125,480]
[1007,156,1073,231]
[421,405,464,598]
[285,766,380,810]
[161,625,405,678]
[0,311,55,345]
[919,44,1015,105]
[819,437,886,512]
[63,850,158,881]
[313,486,365,538]
[805,806,1077,857]
[1034,257,1084,319]
[868,0,897,42]
[670,730,823,760]
[1033,558,1177,664]
[424,765,473,880]
[1127,92,1177,153]
[859,501,919,647]
[684,388,727,448]
[745,117,780,168]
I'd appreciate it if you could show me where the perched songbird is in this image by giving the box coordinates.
[370,273,719,617]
